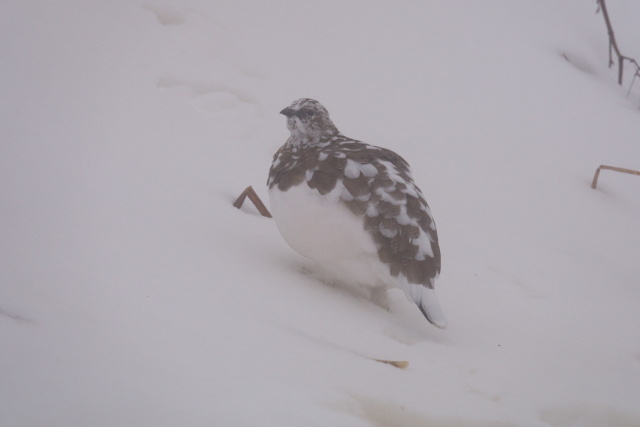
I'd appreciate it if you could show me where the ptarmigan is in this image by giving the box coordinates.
[267,98,446,329]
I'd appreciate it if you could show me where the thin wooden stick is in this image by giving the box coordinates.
[373,359,409,369]
[591,165,640,189]
[233,186,272,218]
[597,0,640,87]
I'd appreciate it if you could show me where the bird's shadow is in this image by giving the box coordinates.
[299,264,448,344]
[298,264,391,311]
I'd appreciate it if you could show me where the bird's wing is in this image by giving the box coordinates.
[274,138,441,285]
[334,142,441,283]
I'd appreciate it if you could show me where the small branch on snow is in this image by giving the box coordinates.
[373,359,409,369]
[233,185,272,218]
[591,165,640,189]
[596,0,640,93]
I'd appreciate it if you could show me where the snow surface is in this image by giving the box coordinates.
[1,1,640,426]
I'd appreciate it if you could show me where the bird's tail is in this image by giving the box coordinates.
[399,279,447,329]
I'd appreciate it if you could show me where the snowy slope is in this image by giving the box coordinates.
[1,1,639,426]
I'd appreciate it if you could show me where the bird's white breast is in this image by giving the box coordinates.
[269,182,389,287]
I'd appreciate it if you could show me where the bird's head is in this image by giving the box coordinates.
[280,98,339,146]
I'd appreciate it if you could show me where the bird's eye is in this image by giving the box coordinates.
[298,109,315,118]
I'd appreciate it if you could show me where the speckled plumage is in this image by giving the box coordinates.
[268,98,446,328]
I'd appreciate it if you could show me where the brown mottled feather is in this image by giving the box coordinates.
[269,136,441,287]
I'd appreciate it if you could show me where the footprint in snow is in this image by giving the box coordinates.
[541,404,640,427]
[634,352,640,372]
[143,4,186,26]
[157,77,259,119]
[335,393,514,427]
[0,305,34,324]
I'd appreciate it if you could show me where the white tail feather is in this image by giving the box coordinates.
[398,278,447,329]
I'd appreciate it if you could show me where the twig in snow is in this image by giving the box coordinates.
[233,185,272,218]
[373,359,409,369]
[591,165,640,189]
[596,0,640,99]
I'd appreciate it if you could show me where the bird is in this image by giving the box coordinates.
[267,98,446,329]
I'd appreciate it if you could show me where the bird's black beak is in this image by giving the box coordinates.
[280,107,294,117]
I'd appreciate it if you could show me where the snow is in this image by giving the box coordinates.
[1,0,640,425]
